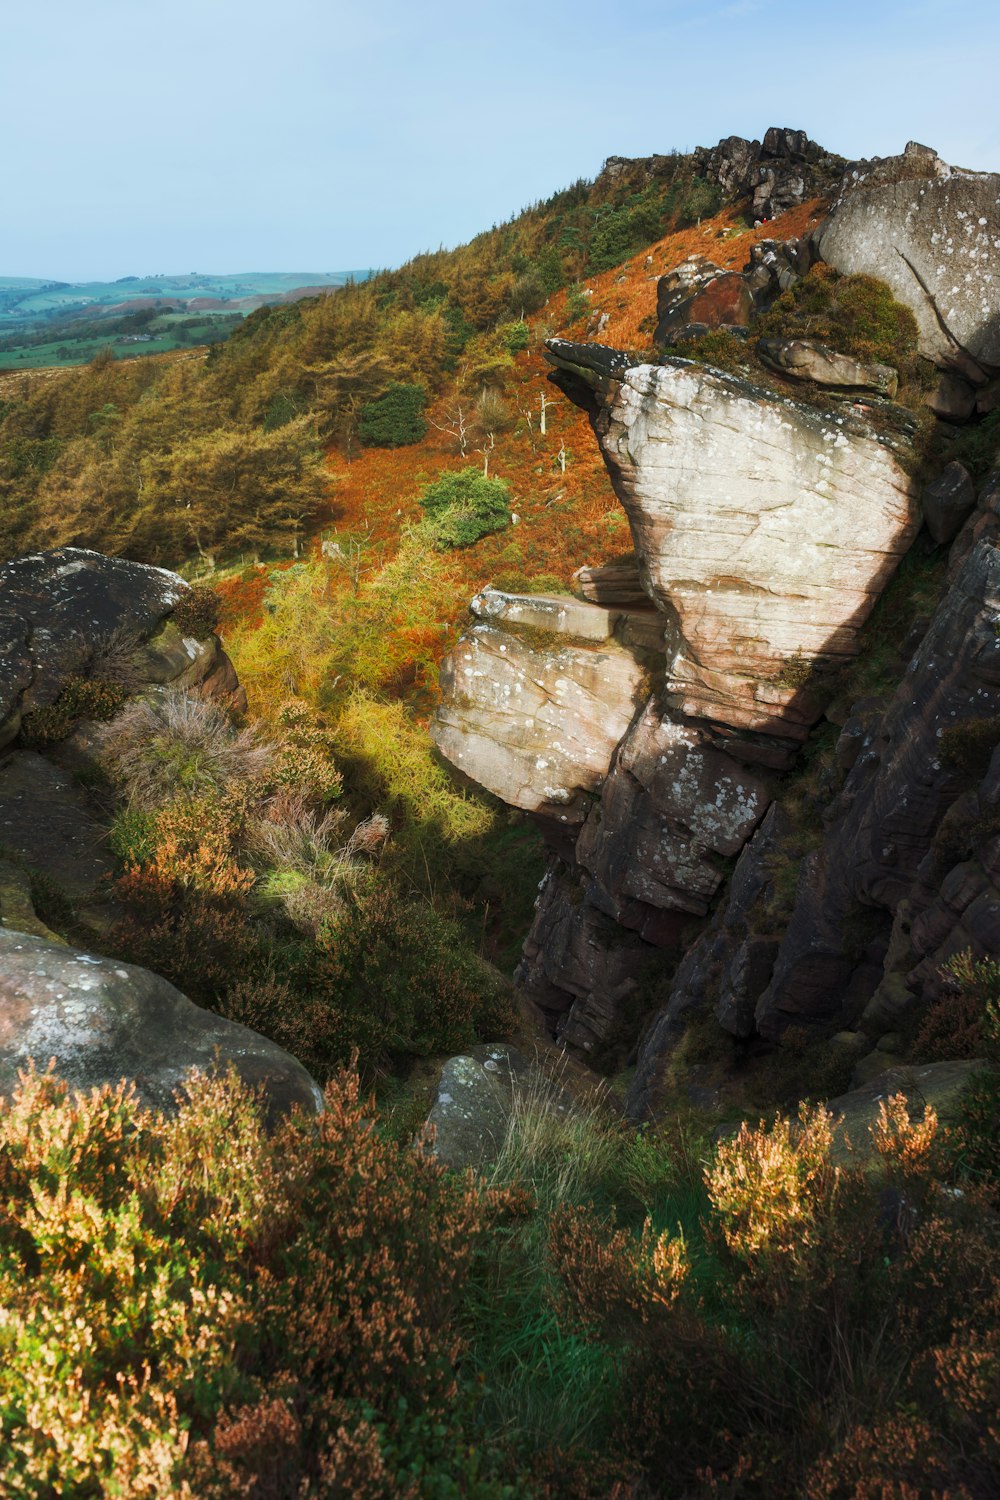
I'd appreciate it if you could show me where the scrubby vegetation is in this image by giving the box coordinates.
[3,136,1000,1498]
[2,1046,997,1496]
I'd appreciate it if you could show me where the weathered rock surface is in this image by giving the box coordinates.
[814,158,1000,375]
[572,554,650,609]
[625,804,791,1119]
[432,605,653,824]
[655,258,754,345]
[922,461,977,544]
[0,548,242,745]
[546,341,920,740]
[0,750,115,920]
[515,866,658,1053]
[576,703,769,920]
[758,337,899,397]
[0,928,322,1120]
[426,1043,575,1171]
[756,539,1000,1038]
[693,128,845,222]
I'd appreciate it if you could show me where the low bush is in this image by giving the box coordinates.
[19,675,129,747]
[94,692,272,808]
[171,582,223,639]
[418,466,512,549]
[311,879,517,1077]
[0,1065,516,1497]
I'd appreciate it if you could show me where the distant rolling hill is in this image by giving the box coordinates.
[0,270,373,369]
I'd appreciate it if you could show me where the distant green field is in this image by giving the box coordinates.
[0,270,370,327]
[0,334,183,369]
[0,269,372,369]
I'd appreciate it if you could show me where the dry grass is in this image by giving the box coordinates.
[94,692,272,807]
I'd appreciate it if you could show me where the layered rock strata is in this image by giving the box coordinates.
[432,589,658,825]
[545,342,921,740]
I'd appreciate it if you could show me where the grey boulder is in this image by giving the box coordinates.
[0,929,322,1121]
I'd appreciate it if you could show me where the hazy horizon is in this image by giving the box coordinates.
[5,0,999,283]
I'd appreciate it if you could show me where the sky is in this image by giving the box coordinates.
[4,0,999,282]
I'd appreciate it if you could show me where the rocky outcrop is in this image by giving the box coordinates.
[0,928,322,1121]
[545,341,920,741]
[432,590,657,824]
[757,338,899,397]
[0,548,242,747]
[692,128,845,222]
[654,240,814,348]
[814,150,1000,379]
[655,257,755,344]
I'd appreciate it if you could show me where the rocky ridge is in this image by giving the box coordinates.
[433,136,1000,1085]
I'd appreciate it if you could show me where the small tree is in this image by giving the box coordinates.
[418,467,511,549]
[357,382,427,448]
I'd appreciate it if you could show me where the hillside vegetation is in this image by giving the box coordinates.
[3,141,1000,1498]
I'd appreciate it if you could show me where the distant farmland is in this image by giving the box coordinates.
[0,270,371,368]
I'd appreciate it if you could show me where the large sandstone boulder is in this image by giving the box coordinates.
[814,157,1000,376]
[0,929,322,1120]
[546,341,921,741]
[432,601,653,825]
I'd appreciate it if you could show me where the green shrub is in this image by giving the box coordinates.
[499,320,530,354]
[358,382,428,448]
[312,879,517,1075]
[418,466,511,549]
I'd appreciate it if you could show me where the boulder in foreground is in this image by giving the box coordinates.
[0,929,322,1121]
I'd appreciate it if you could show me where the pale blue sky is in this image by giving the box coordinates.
[4,0,999,281]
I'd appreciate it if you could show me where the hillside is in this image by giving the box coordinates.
[0,127,999,1496]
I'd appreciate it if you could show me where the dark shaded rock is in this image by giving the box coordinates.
[0,929,322,1121]
[923,462,977,544]
[0,548,237,744]
[758,338,898,397]
[575,701,770,921]
[0,750,114,917]
[572,554,649,608]
[625,805,793,1120]
[756,541,1000,1038]
[515,867,657,1055]
[926,372,978,422]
